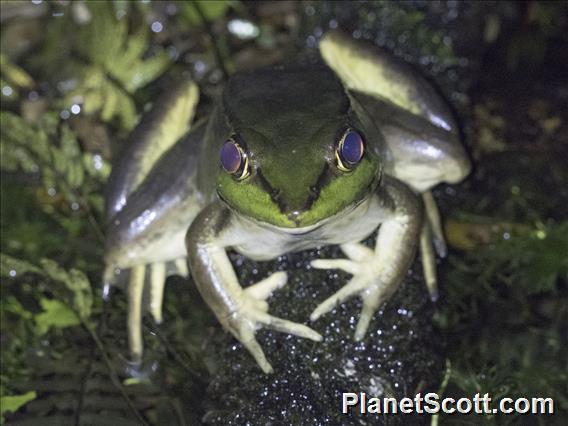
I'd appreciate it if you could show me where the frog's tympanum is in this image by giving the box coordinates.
[104,32,470,373]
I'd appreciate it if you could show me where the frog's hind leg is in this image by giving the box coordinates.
[149,262,166,324]
[422,191,447,258]
[420,190,447,301]
[128,264,146,364]
[420,221,438,302]
[149,258,190,324]
[111,261,172,363]
[174,258,189,277]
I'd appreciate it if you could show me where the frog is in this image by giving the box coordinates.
[103,31,470,374]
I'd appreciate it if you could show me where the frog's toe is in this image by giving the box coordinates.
[244,271,287,301]
[311,259,360,275]
[339,242,374,262]
[310,275,368,321]
[244,275,323,341]
[354,286,389,340]
[253,310,322,342]
[230,294,322,373]
[236,324,274,374]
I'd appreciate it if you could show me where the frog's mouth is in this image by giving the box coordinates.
[234,189,376,235]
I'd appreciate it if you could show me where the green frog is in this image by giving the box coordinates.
[104,32,470,373]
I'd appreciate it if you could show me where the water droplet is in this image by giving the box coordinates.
[151,21,163,33]
[228,19,259,40]
[93,154,103,170]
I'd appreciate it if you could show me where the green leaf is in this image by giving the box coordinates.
[59,2,170,129]
[0,53,34,89]
[0,111,88,198]
[0,253,42,278]
[2,296,34,320]
[1,254,94,323]
[39,259,93,322]
[181,1,233,26]
[0,391,37,417]
[34,298,80,336]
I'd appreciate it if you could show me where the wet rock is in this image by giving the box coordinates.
[203,242,443,425]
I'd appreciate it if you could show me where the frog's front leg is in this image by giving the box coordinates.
[186,203,323,373]
[310,176,422,340]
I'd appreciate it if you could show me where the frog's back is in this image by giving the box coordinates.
[223,65,350,140]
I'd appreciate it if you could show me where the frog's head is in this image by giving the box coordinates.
[215,66,381,228]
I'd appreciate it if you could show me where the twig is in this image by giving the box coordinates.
[84,321,151,426]
[190,0,230,80]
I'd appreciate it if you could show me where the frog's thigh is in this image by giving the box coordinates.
[127,264,146,363]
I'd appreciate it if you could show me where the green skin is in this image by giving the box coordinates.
[200,65,383,229]
[104,31,471,373]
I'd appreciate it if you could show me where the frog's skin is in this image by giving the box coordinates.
[104,31,470,373]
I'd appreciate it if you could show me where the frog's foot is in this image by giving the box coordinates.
[228,271,323,373]
[310,243,396,341]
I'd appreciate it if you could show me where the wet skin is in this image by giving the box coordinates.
[104,31,470,373]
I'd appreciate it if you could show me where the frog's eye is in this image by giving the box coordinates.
[220,138,250,180]
[336,129,364,172]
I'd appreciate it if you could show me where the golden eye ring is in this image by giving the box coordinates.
[220,138,250,180]
[335,128,365,172]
